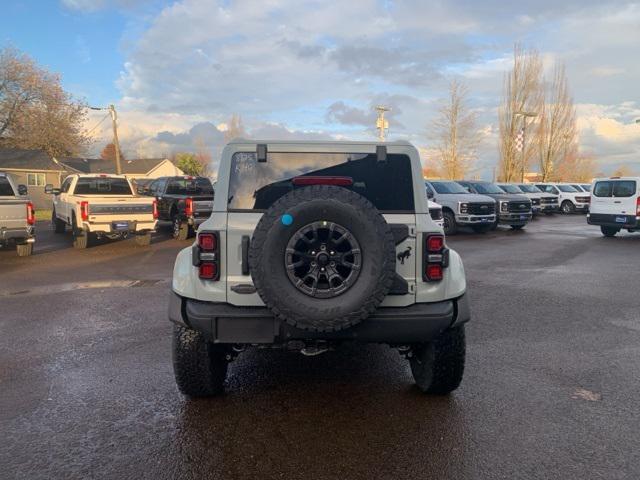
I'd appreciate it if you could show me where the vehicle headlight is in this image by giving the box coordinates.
[500,201,509,212]
[459,203,469,214]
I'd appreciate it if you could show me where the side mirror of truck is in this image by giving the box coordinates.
[17,184,28,196]
[44,184,61,195]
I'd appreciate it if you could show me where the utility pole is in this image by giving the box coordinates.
[375,105,390,142]
[108,104,122,175]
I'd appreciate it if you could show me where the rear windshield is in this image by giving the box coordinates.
[518,184,542,193]
[430,181,468,194]
[593,180,637,198]
[499,184,522,194]
[74,177,132,195]
[557,185,578,192]
[166,178,214,195]
[0,177,15,196]
[228,152,415,211]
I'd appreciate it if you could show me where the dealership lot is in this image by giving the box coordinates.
[1,216,639,480]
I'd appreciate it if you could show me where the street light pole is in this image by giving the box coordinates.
[515,111,538,182]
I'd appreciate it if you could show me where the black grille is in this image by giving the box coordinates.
[531,198,541,206]
[89,204,153,215]
[541,196,558,204]
[468,203,495,215]
[508,201,531,213]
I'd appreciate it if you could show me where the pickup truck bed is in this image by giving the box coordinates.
[0,173,35,256]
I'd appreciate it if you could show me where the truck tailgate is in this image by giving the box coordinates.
[0,199,28,230]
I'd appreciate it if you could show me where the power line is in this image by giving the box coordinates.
[85,113,110,136]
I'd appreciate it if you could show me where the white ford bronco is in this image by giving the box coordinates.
[169,140,470,396]
[46,174,158,248]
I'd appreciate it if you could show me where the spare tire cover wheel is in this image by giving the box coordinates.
[249,185,396,332]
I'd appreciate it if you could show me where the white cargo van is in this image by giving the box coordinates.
[587,177,640,237]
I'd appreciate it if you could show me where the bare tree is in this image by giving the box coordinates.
[554,148,596,182]
[0,47,89,156]
[612,165,634,177]
[100,142,125,162]
[498,45,543,182]
[223,114,246,143]
[431,79,480,180]
[537,64,577,181]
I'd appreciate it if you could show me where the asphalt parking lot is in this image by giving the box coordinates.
[1,215,639,480]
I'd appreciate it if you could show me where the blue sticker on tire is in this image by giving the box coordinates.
[281,214,293,226]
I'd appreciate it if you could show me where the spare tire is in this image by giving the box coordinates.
[249,185,396,332]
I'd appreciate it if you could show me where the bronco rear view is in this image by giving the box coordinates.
[169,140,470,396]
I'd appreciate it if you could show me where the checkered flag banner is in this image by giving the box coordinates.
[515,128,525,153]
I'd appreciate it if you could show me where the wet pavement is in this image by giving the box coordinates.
[1,216,639,479]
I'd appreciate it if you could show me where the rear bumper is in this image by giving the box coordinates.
[84,220,157,234]
[0,226,34,242]
[169,291,470,344]
[587,213,639,229]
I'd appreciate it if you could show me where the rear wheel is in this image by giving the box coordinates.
[172,325,229,397]
[16,242,33,257]
[72,218,89,249]
[410,325,466,395]
[442,211,458,235]
[52,210,66,233]
[601,226,619,237]
[561,201,575,214]
[172,215,189,240]
[135,232,152,246]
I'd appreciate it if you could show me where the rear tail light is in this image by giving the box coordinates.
[636,197,640,216]
[423,233,448,282]
[80,201,89,221]
[26,202,35,225]
[185,198,194,217]
[193,231,220,280]
[152,200,158,219]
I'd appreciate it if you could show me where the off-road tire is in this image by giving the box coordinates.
[561,201,575,214]
[410,325,466,395]
[471,224,491,234]
[16,242,33,257]
[172,215,189,240]
[442,210,458,235]
[510,224,525,231]
[601,226,619,237]
[172,325,229,397]
[249,185,396,333]
[135,232,152,246]
[52,210,66,233]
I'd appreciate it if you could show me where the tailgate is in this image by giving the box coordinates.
[82,198,155,221]
[225,212,417,307]
[0,200,28,230]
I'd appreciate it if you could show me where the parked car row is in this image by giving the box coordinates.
[424,179,589,235]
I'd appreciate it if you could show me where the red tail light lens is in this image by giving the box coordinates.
[292,176,354,187]
[26,202,35,225]
[152,200,158,219]
[427,234,444,252]
[198,233,217,251]
[194,231,220,280]
[636,197,640,216]
[185,198,193,217]
[199,263,217,279]
[426,264,443,281]
[80,201,89,221]
[423,234,447,282]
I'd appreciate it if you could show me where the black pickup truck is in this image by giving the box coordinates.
[143,176,214,239]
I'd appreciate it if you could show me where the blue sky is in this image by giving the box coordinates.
[2,0,639,176]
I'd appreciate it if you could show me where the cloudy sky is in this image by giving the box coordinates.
[2,0,640,176]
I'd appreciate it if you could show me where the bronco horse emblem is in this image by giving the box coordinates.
[397,246,412,265]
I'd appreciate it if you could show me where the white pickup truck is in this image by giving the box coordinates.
[46,174,158,248]
[0,172,35,256]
